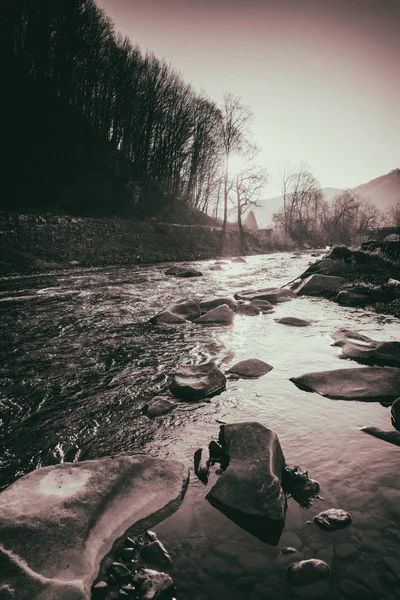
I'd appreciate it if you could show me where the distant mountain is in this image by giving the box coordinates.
[353,170,400,212]
[254,170,400,228]
[253,187,343,228]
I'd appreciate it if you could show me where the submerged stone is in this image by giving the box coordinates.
[331,329,400,367]
[361,427,400,447]
[133,568,175,600]
[287,558,331,586]
[235,303,260,316]
[142,397,177,418]
[193,304,235,325]
[199,297,237,312]
[275,317,312,327]
[206,422,286,545]
[290,366,400,400]
[293,274,346,296]
[313,508,352,531]
[170,362,226,401]
[235,288,296,304]
[165,266,203,277]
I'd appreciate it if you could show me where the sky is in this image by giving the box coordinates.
[97,0,399,197]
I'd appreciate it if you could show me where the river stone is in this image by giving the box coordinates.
[361,426,400,447]
[231,257,246,263]
[170,362,226,401]
[290,366,400,400]
[151,311,188,324]
[331,329,400,367]
[193,304,235,325]
[235,303,260,316]
[140,540,171,566]
[199,297,238,312]
[110,562,131,582]
[91,581,108,600]
[275,317,312,327]
[0,455,188,600]
[391,397,400,429]
[133,568,175,600]
[235,288,296,304]
[314,508,352,531]
[274,549,304,571]
[206,422,286,545]
[165,266,203,277]
[287,559,331,586]
[293,274,346,296]
[335,543,359,560]
[250,299,274,311]
[226,359,273,379]
[339,579,372,599]
[142,397,177,418]
[210,265,222,271]
[336,289,373,307]
[238,552,271,573]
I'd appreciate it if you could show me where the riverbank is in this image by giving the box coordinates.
[0,213,277,276]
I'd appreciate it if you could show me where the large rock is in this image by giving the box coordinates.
[235,303,260,316]
[199,297,237,312]
[170,362,226,401]
[235,288,296,304]
[231,257,246,263]
[313,508,352,531]
[331,329,400,367]
[250,299,273,311]
[150,311,188,325]
[142,397,177,418]
[164,266,203,277]
[133,568,175,600]
[226,359,273,378]
[193,304,234,325]
[275,317,312,327]
[0,455,189,600]
[290,366,400,401]
[336,289,373,307]
[287,559,331,597]
[293,274,346,296]
[150,300,200,324]
[206,423,286,545]
[391,397,400,429]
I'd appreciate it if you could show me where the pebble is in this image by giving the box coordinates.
[313,508,351,531]
[287,559,331,586]
[232,575,259,589]
[335,543,359,560]
[339,579,373,599]
[274,549,303,572]
[203,556,232,576]
[315,549,334,567]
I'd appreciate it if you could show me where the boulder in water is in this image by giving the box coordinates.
[210,265,222,271]
[165,266,203,277]
[331,329,400,367]
[206,422,286,545]
[391,397,400,429]
[133,568,175,600]
[0,455,188,600]
[170,362,226,401]
[150,300,200,324]
[336,289,373,307]
[313,508,352,531]
[150,311,188,325]
[287,559,331,596]
[235,288,296,304]
[193,304,234,325]
[361,426,400,447]
[231,257,246,263]
[199,297,238,312]
[226,359,273,379]
[290,366,400,401]
[250,299,274,311]
[235,303,260,316]
[275,317,312,327]
[142,397,177,418]
[293,274,346,296]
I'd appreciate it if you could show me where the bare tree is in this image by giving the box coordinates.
[220,93,253,231]
[387,200,400,228]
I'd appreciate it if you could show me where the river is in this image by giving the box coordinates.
[1,252,400,600]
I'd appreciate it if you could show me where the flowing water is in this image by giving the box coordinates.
[1,253,400,600]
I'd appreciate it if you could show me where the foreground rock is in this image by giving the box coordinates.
[250,299,273,311]
[142,397,177,418]
[235,303,260,316]
[226,359,273,379]
[133,568,175,600]
[199,297,237,312]
[235,287,296,304]
[287,559,331,597]
[170,362,226,401]
[164,266,203,277]
[313,508,352,531]
[293,274,346,296]
[391,397,400,429]
[361,427,400,447]
[193,304,235,325]
[331,329,400,367]
[206,422,286,544]
[275,317,312,327]
[0,455,188,600]
[290,366,400,400]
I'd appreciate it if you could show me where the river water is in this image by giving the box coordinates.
[1,252,400,600]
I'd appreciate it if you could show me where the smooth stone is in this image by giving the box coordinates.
[206,423,286,545]
[231,257,246,263]
[165,266,203,277]
[250,299,274,311]
[314,508,352,531]
[91,581,108,600]
[193,304,235,325]
[315,549,334,567]
[199,297,237,312]
[339,579,372,599]
[290,367,400,400]
[133,568,175,600]
[238,552,271,574]
[110,562,131,582]
[235,303,260,316]
[275,317,312,327]
[0,455,188,600]
[293,274,346,296]
[287,559,331,586]
[226,359,273,378]
[361,427,400,447]
[194,448,209,483]
[331,329,400,367]
[210,265,222,270]
[335,543,359,560]
[235,287,296,304]
[291,579,330,598]
[142,397,177,418]
[170,362,226,401]
[336,289,373,307]
[151,311,188,325]
[140,540,171,566]
[274,549,304,571]
[168,300,201,320]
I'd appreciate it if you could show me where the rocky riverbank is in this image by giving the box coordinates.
[0,213,273,276]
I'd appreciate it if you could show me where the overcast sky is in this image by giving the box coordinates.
[97,0,399,196]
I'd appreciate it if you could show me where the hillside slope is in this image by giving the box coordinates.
[353,170,400,211]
